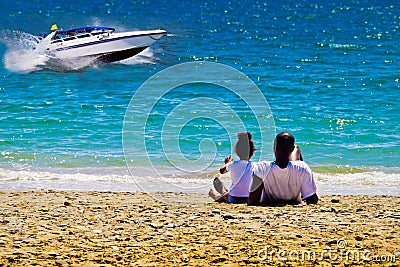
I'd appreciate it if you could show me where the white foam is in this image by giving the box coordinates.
[0,167,398,195]
[0,167,212,193]
[4,49,44,73]
[315,171,400,187]
[44,56,99,71]
[1,30,49,73]
[0,167,132,182]
[118,47,159,65]
[0,167,212,185]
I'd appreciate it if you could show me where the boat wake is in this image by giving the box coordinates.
[1,30,45,73]
[1,30,160,73]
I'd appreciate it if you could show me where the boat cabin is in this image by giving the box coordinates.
[38,26,115,43]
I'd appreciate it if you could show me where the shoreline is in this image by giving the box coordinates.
[0,180,399,197]
[0,191,399,266]
[0,166,399,197]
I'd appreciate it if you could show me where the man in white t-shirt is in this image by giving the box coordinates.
[248,132,318,205]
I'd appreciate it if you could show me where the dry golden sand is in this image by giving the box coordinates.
[0,191,399,266]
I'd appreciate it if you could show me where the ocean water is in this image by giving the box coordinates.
[0,0,399,195]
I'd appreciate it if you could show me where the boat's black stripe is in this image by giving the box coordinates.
[94,46,149,63]
[53,32,163,52]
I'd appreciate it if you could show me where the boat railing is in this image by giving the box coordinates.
[49,31,110,44]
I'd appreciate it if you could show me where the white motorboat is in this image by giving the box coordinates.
[37,25,166,63]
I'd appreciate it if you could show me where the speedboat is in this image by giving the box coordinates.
[37,25,166,63]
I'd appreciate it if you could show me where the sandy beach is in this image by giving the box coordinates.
[0,191,399,266]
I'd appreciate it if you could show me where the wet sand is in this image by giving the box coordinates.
[0,191,399,266]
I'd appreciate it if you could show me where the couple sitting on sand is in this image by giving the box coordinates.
[209,132,318,205]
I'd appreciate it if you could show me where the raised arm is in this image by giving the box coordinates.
[289,145,303,161]
[219,155,233,174]
[248,174,264,206]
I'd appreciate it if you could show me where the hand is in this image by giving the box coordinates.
[224,155,233,164]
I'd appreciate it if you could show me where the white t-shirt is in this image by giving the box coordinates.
[252,161,317,203]
[226,160,254,197]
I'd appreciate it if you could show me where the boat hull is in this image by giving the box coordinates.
[46,30,165,63]
[94,46,149,63]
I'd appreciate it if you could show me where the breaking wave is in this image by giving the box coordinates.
[0,166,399,195]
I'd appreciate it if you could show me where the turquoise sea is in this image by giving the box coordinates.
[0,0,399,195]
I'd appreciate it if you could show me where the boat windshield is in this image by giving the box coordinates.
[39,26,115,40]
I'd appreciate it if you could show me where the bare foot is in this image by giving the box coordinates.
[208,189,228,203]
[208,188,221,200]
[213,177,228,194]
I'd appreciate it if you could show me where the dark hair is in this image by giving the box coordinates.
[234,132,257,159]
[274,132,295,152]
